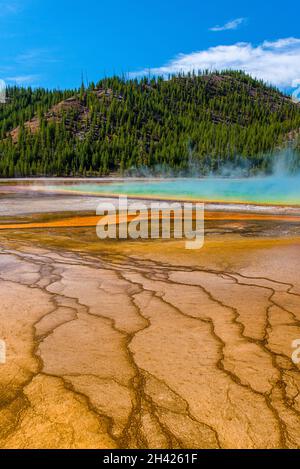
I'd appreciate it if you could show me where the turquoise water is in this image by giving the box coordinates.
[47,177,300,206]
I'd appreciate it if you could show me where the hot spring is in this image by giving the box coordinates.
[45,176,300,207]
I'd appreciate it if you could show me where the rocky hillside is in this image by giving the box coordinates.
[0,71,300,177]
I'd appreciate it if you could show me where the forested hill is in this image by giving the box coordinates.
[1,71,300,177]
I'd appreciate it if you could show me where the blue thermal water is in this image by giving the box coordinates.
[47,177,300,206]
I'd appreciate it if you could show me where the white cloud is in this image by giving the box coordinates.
[132,38,300,89]
[262,37,300,49]
[210,17,246,32]
[16,48,59,66]
[6,75,39,85]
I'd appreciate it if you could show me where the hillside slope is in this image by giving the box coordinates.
[0,71,300,177]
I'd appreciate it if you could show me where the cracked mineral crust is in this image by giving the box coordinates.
[0,222,299,448]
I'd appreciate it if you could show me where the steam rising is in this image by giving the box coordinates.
[124,147,300,178]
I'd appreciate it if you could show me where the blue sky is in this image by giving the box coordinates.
[0,0,300,90]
